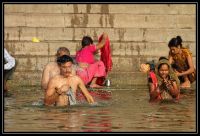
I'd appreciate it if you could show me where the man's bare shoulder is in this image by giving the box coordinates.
[44,62,59,71]
[69,75,82,82]
[45,62,57,67]
[51,74,63,80]
[48,75,63,86]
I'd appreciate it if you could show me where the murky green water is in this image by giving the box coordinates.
[3,86,196,132]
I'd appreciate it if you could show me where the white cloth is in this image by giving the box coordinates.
[4,48,15,70]
[66,88,77,105]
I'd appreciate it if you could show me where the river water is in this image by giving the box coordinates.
[3,86,196,133]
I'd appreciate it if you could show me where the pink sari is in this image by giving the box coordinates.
[76,61,106,85]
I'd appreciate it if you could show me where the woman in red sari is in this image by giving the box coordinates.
[168,36,196,88]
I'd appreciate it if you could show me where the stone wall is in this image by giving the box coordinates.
[4,4,196,87]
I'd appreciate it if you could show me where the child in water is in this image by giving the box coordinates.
[140,57,180,102]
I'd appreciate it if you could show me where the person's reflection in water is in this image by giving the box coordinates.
[81,109,112,132]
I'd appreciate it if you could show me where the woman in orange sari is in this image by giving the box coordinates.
[168,36,196,88]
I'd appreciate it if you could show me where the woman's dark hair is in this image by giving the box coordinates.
[81,36,93,48]
[57,55,73,65]
[168,36,183,48]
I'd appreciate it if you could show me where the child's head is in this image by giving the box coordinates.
[81,36,93,48]
[158,63,170,79]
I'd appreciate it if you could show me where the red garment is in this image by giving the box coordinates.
[99,35,112,73]
[149,71,158,88]
[149,71,162,100]
[76,90,112,102]
[96,34,113,85]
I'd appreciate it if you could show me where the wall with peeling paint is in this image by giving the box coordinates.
[4,4,196,87]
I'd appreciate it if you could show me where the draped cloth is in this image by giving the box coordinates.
[76,61,106,85]
[66,87,77,106]
[96,34,113,85]
[149,71,158,88]
[169,48,196,83]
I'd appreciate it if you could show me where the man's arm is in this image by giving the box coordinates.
[4,48,15,70]
[44,77,59,106]
[77,76,94,104]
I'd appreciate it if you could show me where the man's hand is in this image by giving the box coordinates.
[85,94,95,104]
[56,84,69,94]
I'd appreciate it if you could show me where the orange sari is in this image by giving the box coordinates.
[169,48,196,83]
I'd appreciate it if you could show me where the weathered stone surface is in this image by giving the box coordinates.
[4,4,196,87]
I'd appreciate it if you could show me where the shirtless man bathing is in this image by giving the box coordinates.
[44,55,94,106]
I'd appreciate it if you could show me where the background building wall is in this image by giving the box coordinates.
[4,4,196,87]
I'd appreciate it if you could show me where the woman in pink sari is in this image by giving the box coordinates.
[75,33,108,88]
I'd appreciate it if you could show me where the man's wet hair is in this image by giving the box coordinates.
[57,55,73,65]
[56,47,70,57]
